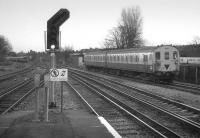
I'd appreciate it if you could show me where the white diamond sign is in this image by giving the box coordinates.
[50,68,68,81]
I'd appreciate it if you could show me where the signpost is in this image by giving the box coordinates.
[46,9,70,107]
[34,8,70,122]
[49,68,68,112]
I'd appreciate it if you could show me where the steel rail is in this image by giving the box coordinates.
[0,79,33,99]
[71,73,181,138]
[69,67,200,94]
[0,80,44,115]
[70,70,200,133]
[0,66,33,82]
[69,68,200,114]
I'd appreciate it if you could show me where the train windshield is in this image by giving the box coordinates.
[165,52,169,60]
[155,52,160,60]
[173,51,178,59]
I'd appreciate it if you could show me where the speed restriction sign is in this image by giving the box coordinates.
[50,68,68,81]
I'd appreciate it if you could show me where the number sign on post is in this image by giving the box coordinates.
[50,68,68,81]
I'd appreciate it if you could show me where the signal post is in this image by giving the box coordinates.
[46,9,70,107]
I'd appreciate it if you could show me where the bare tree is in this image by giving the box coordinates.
[192,36,200,45]
[103,6,143,49]
[0,35,12,61]
[103,38,113,49]
[119,6,143,48]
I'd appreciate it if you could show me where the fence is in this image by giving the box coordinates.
[177,64,200,84]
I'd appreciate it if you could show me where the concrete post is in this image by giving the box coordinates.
[34,87,40,121]
[44,87,49,122]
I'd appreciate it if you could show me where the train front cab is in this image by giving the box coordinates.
[153,46,179,83]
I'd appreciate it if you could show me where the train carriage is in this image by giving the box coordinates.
[84,45,180,83]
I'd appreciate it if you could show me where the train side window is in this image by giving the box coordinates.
[124,55,126,63]
[155,52,160,60]
[165,52,169,60]
[128,54,131,63]
[126,55,128,62]
[114,55,116,62]
[135,55,139,62]
[130,54,133,63]
[149,54,152,61]
[173,51,177,59]
[117,55,120,62]
[123,55,125,63]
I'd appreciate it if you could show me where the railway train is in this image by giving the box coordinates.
[180,57,200,65]
[84,45,180,83]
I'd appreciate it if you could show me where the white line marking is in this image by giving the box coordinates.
[98,116,122,138]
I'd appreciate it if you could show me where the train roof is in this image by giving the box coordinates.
[85,45,178,55]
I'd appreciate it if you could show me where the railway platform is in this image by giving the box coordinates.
[0,108,116,138]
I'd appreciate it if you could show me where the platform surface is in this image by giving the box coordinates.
[0,109,115,138]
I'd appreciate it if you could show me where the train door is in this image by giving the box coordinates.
[105,51,108,68]
[143,54,148,72]
[155,51,161,71]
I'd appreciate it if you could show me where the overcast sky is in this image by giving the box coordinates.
[0,0,200,52]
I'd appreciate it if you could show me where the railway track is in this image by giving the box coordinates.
[170,81,200,95]
[0,78,42,115]
[85,68,200,95]
[0,66,33,82]
[69,68,200,137]
[68,76,178,138]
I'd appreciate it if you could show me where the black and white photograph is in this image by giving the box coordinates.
[0,0,200,137]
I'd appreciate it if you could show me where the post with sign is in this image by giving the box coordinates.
[46,9,70,107]
[50,68,68,112]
